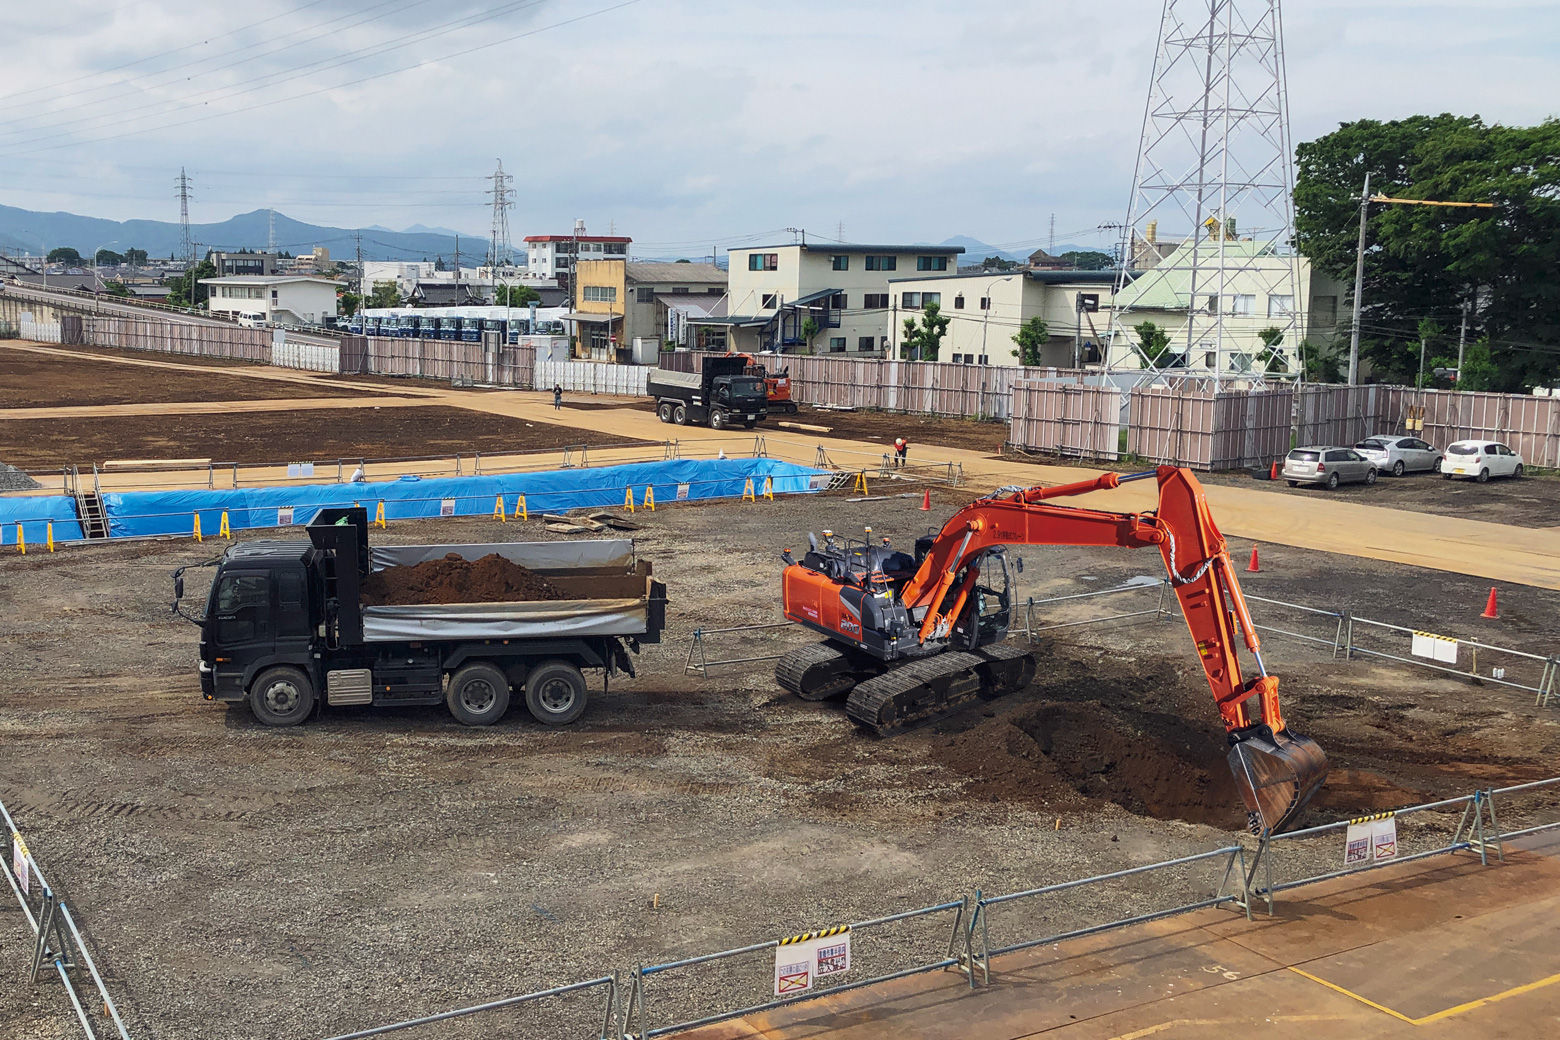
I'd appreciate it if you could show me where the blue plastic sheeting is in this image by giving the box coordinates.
[0,495,87,543]
[102,457,829,539]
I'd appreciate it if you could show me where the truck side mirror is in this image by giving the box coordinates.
[174,574,185,599]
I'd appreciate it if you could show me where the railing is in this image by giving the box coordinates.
[320,975,617,1040]
[683,621,800,677]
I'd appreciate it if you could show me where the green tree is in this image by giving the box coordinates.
[980,256,1019,272]
[102,281,131,298]
[1414,318,1445,387]
[367,280,403,308]
[338,290,362,317]
[1457,338,1499,390]
[1134,320,1172,368]
[94,248,124,266]
[1011,316,1050,366]
[800,316,820,354]
[166,258,217,309]
[1255,326,1288,375]
[46,246,81,264]
[901,302,950,361]
[495,283,541,307]
[1303,338,1344,383]
[434,256,447,272]
[1295,114,1560,390]
[124,247,148,266]
[1058,250,1113,270]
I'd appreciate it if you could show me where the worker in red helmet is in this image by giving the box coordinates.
[893,437,908,469]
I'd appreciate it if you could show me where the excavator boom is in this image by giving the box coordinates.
[777,465,1327,833]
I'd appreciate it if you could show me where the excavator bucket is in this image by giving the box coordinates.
[1228,731,1328,834]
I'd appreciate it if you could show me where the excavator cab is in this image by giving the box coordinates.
[949,548,1014,650]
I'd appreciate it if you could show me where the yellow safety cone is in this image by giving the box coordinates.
[193,513,203,543]
[516,494,528,521]
[46,521,54,553]
[762,475,774,501]
[624,486,636,513]
[219,510,232,539]
[493,495,507,522]
[643,485,655,511]
[743,477,756,502]
[374,501,387,528]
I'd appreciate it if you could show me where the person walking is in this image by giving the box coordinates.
[893,437,909,469]
[553,383,563,411]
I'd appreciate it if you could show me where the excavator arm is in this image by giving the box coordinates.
[899,466,1326,833]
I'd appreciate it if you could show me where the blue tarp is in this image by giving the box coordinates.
[102,457,829,539]
[0,495,87,543]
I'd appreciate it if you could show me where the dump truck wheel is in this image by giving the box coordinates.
[709,409,728,430]
[447,661,511,726]
[249,666,315,727]
[657,401,674,423]
[673,404,688,426]
[525,660,588,725]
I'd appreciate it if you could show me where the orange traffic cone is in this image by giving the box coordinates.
[1269,460,1279,480]
[1481,587,1500,619]
[920,489,931,511]
[1246,545,1260,572]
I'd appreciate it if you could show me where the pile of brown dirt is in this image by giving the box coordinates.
[360,553,567,605]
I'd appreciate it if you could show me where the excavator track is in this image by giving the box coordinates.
[845,651,986,735]
[775,641,864,701]
[971,643,1037,698]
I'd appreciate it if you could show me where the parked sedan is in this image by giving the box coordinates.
[1354,434,1442,477]
[1282,446,1378,489]
[1442,440,1525,482]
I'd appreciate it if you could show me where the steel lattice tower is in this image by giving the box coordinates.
[486,159,515,268]
[175,167,195,264]
[1107,0,1302,383]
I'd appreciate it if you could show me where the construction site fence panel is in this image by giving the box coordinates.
[1009,381,1123,460]
[270,330,339,373]
[98,458,829,538]
[80,316,274,362]
[538,358,650,396]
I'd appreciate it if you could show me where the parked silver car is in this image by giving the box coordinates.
[1282,446,1378,489]
[1353,434,1442,477]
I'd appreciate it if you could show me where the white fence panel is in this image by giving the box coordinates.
[271,333,341,373]
[18,317,61,343]
[535,359,650,396]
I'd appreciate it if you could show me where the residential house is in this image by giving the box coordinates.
[571,259,725,362]
[211,251,278,277]
[691,243,964,355]
[200,275,344,326]
[407,281,484,307]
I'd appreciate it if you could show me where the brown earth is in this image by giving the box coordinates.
[789,405,1009,455]
[0,406,651,470]
[360,553,565,605]
[0,345,370,407]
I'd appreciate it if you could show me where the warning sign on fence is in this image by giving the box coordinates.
[1410,631,1458,664]
[11,832,28,895]
[676,482,690,501]
[773,929,853,995]
[774,956,812,995]
[1344,815,1398,867]
[439,498,456,517]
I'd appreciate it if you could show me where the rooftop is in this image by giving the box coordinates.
[199,275,346,286]
[524,234,632,244]
[730,243,965,255]
[625,261,725,284]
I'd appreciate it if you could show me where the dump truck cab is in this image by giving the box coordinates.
[195,540,320,704]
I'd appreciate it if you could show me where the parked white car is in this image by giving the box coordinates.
[236,312,267,328]
[1442,440,1524,482]
[1353,434,1442,477]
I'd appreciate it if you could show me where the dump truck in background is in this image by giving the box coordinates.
[172,507,666,728]
[647,354,769,429]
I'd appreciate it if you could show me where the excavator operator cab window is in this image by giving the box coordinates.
[970,551,1014,645]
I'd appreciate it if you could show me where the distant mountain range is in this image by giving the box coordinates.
[935,235,1100,264]
[0,205,485,262]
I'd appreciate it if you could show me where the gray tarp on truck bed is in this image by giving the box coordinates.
[360,538,652,642]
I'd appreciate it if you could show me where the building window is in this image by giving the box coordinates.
[953,294,964,310]
[1204,294,1219,314]
[1231,294,1255,316]
[978,354,988,365]
[749,253,778,271]
[857,336,875,351]
[979,296,990,310]
[924,292,941,307]
[831,255,849,271]
[902,292,921,308]
[605,243,627,255]
[863,293,889,309]
[671,287,690,294]
[916,255,948,271]
[830,292,847,309]
[1312,295,1338,321]
[1267,294,1294,317]
[865,255,897,271]
[761,292,778,308]
[829,336,846,353]
[583,285,617,303]
[636,286,654,303]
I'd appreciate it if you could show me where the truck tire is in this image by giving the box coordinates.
[524,660,588,726]
[709,409,728,430]
[672,404,688,426]
[657,401,674,423]
[446,661,511,726]
[249,666,315,727]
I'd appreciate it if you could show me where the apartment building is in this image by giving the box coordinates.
[525,232,631,282]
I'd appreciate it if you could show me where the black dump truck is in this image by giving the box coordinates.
[173,507,666,728]
[646,354,768,430]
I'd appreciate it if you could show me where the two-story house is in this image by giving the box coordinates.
[571,259,725,362]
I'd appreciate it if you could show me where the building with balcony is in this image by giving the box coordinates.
[211,251,278,277]
[200,275,344,326]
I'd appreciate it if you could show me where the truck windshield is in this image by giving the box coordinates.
[729,377,764,397]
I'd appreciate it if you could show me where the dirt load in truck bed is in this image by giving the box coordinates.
[359,553,566,605]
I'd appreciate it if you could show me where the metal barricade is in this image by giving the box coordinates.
[969,845,1249,984]
[1,797,132,1040]
[683,621,800,678]
[620,899,972,1039]
[1486,777,1560,842]
[319,975,617,1040]
[1023,579,1169,640]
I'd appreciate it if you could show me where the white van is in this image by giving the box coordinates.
[236,313,267,328]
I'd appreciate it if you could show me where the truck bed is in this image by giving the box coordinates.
[359,539,662,642]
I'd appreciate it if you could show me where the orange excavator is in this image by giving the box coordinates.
[777,466,1327,833]
[731,352,797,413]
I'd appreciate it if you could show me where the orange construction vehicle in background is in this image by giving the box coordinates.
[776,466,1328,833]
[730,352,797,414]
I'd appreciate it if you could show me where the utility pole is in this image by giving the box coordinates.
[1347,173,1370,386]
[354,231,364,297]
[1049,212,1055,253]
[1418,327,1428,388]
[1457,299,1469,383]
[175,167,195,265]
[267,209,276,254]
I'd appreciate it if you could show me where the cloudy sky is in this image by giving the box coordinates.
[1,0,1556,256]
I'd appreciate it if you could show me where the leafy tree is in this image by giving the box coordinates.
[94,248,124,266]
[1303,338,1344,383]
[800,316,820,354]
[1134,320,1172,368]
[166,258,217,309]
[1255,326,1288,375]
[495,283,541,307]
[1414,318,1445,387]
[1058,250,1113,270]
[47,246,81,264]
[367,280,403,308]
[434,256,447,272]
[124,247,148,266]
[901,302,950,361]
[102,281,131,298]
[1457,338,1499,390]
[1295,114,1560,390]
[338,290,362,317]
[1011,316,1050,366]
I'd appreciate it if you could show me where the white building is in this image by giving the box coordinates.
[692,242,964,354]
[200,275,344,326]
[524,233,632,281]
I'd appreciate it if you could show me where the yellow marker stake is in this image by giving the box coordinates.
[853,471,868,495]
[624,486,636,513]
[742,477,756,502]
[46,521,54,553]
[219,510,231,539]
[192,513,203,543]
[493,495,507,522]
[643,485,655,511]
[516,494,527,521]
[374,501,387,528]
[762,475,774,501]
[16,523,24,555]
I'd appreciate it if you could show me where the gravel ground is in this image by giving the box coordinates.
[1,492,1556,1039]
[0,462,40,490]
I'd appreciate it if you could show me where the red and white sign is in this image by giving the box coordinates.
[774,957,812,996]
[11,832,28,896]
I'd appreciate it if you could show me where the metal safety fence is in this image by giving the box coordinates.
[683,621,801,678]
[320,975,618,1040]
[1,797,132,1040]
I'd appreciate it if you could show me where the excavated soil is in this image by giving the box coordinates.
[359,553,566,605]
